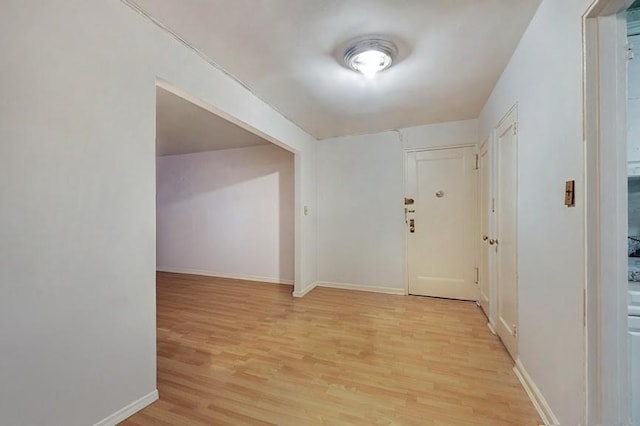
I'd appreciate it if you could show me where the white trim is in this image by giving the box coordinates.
[513,360,560,426]
[486,321,497,335]
[292,281,318,298]
[583,2,632,424]
[156,267,294,285]
[93,390,158,426]
[317,281,406,295]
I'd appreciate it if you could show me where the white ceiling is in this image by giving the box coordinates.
[156,87,269,156]
[136,1,542,140]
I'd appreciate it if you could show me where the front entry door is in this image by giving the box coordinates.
[406,146,478,300]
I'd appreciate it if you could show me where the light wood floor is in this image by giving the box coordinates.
[123,272,541,426]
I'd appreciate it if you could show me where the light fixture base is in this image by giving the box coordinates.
[344,38,398,77]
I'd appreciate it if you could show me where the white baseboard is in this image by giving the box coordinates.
[157,267,294,285]
[513,359,560,426]
[292,281,318,298]
[487,321,497,335]
[93,390,158,426]
[316,281,406,295]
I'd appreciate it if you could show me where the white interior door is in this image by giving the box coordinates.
[495,108,518,359]
[478,139,491,318]
[406,146,478,301]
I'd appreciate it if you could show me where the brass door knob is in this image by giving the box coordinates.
[489,239,498,245]
[483,235,489,241]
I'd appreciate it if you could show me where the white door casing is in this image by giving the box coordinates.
[584,2,631,424]
[406,146,478,301]
[495,107,518,359]
[478,139,491,318]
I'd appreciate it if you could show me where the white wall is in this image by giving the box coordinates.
[317,120,478,290]
[478,0,592,424]
[156,145,294,284]
[0,1,317,425]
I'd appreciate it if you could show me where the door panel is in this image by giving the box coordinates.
[406,146,478,301]
[478,140,490,318]
[495,109,518,359]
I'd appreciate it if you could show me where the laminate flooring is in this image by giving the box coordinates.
[123,272,541,426]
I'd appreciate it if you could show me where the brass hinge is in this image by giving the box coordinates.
[491,198,496,213]
[474,154,479,170]
[512,324,518,338]
[474,266,479,285]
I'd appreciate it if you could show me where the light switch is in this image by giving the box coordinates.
[565,180,575,207]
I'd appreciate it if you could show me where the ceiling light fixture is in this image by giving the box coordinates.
[344,38,398,78]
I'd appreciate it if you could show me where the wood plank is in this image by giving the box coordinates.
[122,272,541,425]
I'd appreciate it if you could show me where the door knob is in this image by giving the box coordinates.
[483,235,489,241]
[489,239,498,245]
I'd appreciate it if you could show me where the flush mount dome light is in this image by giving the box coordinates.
[344,38,398,78]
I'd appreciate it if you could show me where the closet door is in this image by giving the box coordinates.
[494,107,518,360]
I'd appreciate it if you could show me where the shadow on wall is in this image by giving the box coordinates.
[156,144,295,283]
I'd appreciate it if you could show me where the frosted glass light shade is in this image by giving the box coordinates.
[344,38,398,78]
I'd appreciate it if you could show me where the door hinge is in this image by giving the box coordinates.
[474,154,479,170]
[512,324,518,338]
[513,123,518,136]
[474,266,479,285]
[491,197,495,213]
[628,42,634,61]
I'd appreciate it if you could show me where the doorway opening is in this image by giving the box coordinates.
[154,83,295,286]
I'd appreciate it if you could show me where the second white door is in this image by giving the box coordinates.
[478,139,491,318]
[406,146,478,300]
[495,108,518,359]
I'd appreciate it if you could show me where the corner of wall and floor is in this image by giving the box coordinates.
[93,391,158,426]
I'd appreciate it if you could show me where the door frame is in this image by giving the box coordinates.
[583,1,632,424]
[403,144,478,297]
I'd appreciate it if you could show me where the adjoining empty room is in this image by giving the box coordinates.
[154,86,295,285]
